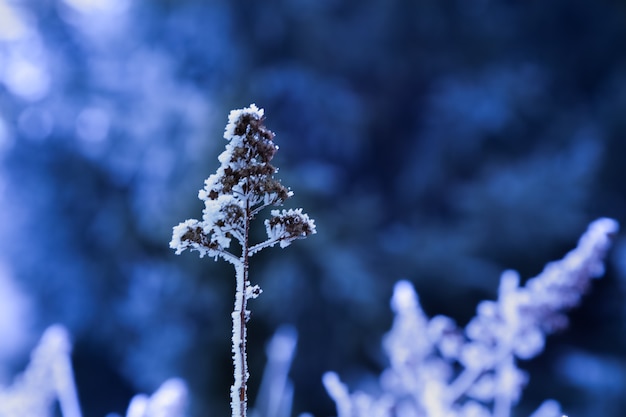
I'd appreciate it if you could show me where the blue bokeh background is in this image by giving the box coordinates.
[0,0,625,416]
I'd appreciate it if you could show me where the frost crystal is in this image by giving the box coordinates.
[324,218,618,417]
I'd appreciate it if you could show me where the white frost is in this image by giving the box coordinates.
[224,104,264,141]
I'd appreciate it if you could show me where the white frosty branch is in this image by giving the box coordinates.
[324,218,619,417]
[125,378,188,417]
[171,104,315,417]
[0,325,82,417]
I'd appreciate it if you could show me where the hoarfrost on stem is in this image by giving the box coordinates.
[324,218,618,417]
[170,104,315,417]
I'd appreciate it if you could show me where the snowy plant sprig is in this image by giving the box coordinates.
[170,104,315,417]
[0,325,82,417]
[324,218,618,417]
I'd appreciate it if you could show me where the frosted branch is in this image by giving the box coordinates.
[324,218,618,417]
[251,326,298,417]
[0,325,82,417]
[171,104,315,417]
[125,378,188,417]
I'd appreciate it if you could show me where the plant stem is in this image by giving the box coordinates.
[231,201,251,417]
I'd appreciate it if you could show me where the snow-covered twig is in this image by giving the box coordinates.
[0,325,82,417]
[324,218,618,417]
[125,378,188,417]
[170,104,315,417]
[251,326,298,417]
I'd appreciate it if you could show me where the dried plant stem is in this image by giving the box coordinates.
[171,104,316,417]
[231,205,251,417]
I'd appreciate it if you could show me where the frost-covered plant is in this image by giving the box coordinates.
[170,104,316,417]
[251,325,298,417]
[124,378,188,417]
[0,324,188,417]
[324,218,618,417]
[0,325,82,417]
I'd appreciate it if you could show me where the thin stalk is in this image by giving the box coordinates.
[172,105,315,417]
[231,200,251,417]
[53,349,83,417]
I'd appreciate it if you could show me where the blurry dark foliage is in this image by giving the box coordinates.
[0,0,625,416]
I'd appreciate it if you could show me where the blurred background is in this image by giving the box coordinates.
[0,0,625,416]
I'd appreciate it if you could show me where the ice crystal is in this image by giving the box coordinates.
[324,218,618,417]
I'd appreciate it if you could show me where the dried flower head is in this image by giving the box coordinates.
[171,104,315,262]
